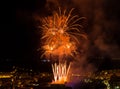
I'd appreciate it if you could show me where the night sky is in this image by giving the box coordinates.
[0,0,120,70]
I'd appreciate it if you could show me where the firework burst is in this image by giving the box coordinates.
[39,8,87,83]
[40,8,87,59]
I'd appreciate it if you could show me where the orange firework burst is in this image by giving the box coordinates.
[39,8,87,83]
[40,8,87,59]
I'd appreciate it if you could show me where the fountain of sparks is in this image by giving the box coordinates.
[39,8,87,84]
[51,62,71,84]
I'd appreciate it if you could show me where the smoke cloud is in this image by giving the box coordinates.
[45,0,120,57]
[40,0,120,84]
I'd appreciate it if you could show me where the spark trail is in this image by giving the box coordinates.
[40,8,87,83]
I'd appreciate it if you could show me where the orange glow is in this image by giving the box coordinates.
[39,8,87,84]
[40,8,87,58]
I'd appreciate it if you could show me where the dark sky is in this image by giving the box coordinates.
[0,0,47,71]
[0,0,120,69]
[1,0,46,60]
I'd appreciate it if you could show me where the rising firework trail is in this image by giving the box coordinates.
[39,8,87,83]
[52,62,71,84]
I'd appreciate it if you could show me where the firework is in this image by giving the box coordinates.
[40,8,87,58]
[52,62,71,84]
[40,8,87,83]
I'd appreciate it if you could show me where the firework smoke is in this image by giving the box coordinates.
[43,1,120,87]
[45,0,120,58]
[34,0,120,87]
